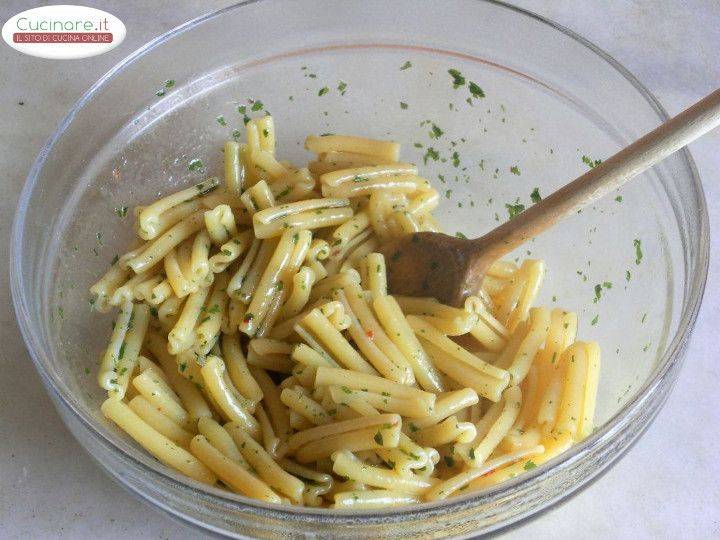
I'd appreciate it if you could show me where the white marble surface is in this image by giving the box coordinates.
[1,1,718,538]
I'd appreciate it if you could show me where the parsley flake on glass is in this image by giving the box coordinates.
[447,68,466,88]
[188,158,204,172]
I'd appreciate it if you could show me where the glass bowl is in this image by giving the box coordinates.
[10,0,709,537]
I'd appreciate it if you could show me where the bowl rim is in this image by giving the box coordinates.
[9,0,710,528]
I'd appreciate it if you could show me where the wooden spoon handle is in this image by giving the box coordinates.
[475,88,720,262]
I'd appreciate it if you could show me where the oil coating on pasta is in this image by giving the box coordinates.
[91,117,600,508]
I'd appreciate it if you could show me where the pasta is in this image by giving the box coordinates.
[92,118,600,507]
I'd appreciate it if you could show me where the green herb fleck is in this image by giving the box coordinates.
[523,460,537,470]
[582,155,602,169]
[400,60,412,70]
[400,101,408,110]
[251,101,264,112]
[468,81,485,98]
[510,165,521,175]
[318,87,329,97]
[423,147,440,165]
[530,187,542,203]
[633,239,643,265]
[447,68,466,89]
[216,115,227,126]
[505,202,525,220]
[188,158,204,172]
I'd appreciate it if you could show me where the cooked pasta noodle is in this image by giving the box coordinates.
[90,118,601,507]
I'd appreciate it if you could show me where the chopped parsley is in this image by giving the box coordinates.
[510,165,521,176]
[188,158,204,172]
[216,115,226,126]
[400,101,408,109]
[114,206,128,218]
[250,100,264,112]
[530,187,542,203]
[582,154,602,169]
[318,87,329,96]
[337,81,347,95]
[633,239,643,265]
[505,202,525,219]
[468,81,485,99]
[523,460,537,470]
[399,60,412,70]
[423,147,440,164]
[447,68,466,89]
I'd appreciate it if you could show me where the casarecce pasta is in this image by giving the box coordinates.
[91,117,600,507]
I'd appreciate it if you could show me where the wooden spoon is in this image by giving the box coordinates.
[382,89,720,306]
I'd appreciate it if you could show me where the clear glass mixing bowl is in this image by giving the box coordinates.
[10,1,709,537]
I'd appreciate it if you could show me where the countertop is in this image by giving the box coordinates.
[1,1,718,538]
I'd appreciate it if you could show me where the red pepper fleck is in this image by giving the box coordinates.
[366,329,375,339]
